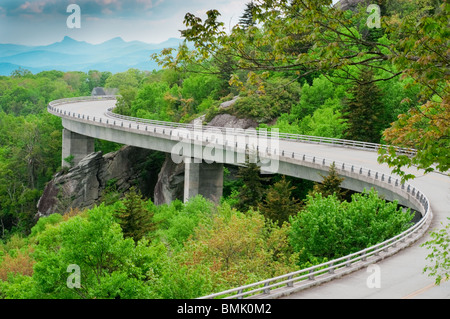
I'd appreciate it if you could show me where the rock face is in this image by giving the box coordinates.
[153,153,185,205]
[208,113,258,130]
[208,96,258,129]
[37,146,156,218]
[335,0,371,11]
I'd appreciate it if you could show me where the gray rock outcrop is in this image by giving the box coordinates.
[334,0,371,12]
[37,145,156,218]
[208,113,258,130]
[153,153,185,205]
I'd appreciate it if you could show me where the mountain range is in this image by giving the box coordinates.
[0,36,184,76]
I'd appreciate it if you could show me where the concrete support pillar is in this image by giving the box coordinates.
[184,159,223,204]
[62,129,95,168]
[184,158,200,202]
[199,162,224,204]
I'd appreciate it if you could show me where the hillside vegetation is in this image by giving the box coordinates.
[0,187,413,299]
[0,0,448,298]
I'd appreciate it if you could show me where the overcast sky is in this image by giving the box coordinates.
[0,0,340,46]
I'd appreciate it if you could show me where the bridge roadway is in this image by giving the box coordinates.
[48,97,450,299]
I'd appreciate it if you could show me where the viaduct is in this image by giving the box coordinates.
[48,95,450,299]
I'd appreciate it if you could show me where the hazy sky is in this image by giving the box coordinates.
[0,0,340,46]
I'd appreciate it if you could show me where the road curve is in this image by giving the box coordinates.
[48,97,450,299]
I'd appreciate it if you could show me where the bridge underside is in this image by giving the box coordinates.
[60,124,424,214]
[62,128,225,204]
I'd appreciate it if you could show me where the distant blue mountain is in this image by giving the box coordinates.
[0,36,184,76]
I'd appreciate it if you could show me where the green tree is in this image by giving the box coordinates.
[116,187,155,243]
[239,2,257,30]
[422,218,450,285]
[112,88,137,117]
[181,73,222,105]
[379,99,449,182]
[86,70,111,92]
[235,162,268,212]
[105,69,143,92]
[152,196,215,250]
[299,100,348,138]
[30,204,157,299]
[231,76,302,123]
[183,208,298,290]
[258,175,302,226]
[312,162,346,200]
[342,68,385,143]
[289,189,414,264]
[131,81,170,119]
[290,75,343,121]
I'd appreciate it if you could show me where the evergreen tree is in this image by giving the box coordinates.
[258,176,302,226]
[342,68,385,143]
[235,162,268,212]
[312,162,346,200]
[239,2,256,30]
[116,187,155,243]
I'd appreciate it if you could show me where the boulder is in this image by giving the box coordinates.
[37,145,155,218]
[208,113,258,130]
[153,153,185,205]
[334,0,371,12]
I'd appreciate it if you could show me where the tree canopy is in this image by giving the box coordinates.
[153,0,449,180]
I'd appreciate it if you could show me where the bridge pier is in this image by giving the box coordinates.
[184,158,223,204]
[62,129,95,168]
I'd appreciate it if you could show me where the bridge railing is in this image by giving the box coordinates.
[104,106,416,157]
[48,96,431,299]
[48,96,416,156]
[196,154,432,299]
[190,127,432,299]
[48,95,117,106]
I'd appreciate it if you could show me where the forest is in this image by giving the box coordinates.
[0,0,448,298]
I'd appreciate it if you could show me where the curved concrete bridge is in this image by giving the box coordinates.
[48,96,450,299]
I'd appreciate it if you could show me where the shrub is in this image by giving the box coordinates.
[289,189,414,263]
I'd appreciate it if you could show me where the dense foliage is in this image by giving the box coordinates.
[290,190,413,264]
[0,187,413,299]
[154,0,449,180]
[422,218,450,285]
[0,70,112,237]
[0,67,225,239]
[0,0,447,298]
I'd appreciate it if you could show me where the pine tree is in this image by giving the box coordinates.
[117,187,155,243]
[312,162,346,200]
[342,68,385,143]
[239,2,257,30]
[235,162,268,212]
[259,176,302,226]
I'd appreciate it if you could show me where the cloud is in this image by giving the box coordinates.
[1,0,58,16]
[136,0,157,10]
[0,0,245,21]
[19,1,44,13]
[0,0,248,45]
[1,0,163,18]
